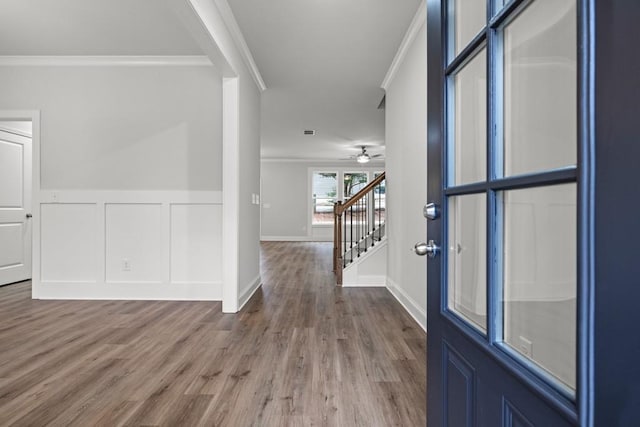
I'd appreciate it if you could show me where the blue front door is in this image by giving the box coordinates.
[426,0,590,424]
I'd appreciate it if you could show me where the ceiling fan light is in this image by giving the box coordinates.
[356,153,370,163]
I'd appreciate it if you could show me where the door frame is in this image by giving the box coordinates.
[0,110,41,297]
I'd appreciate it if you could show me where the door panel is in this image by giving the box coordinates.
[0,128,32,286]
[427,0,582,425]
[443,342,475,427]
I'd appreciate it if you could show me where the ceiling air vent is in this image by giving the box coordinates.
[304,130,316,136]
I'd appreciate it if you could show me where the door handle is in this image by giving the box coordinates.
[26,213,32,219]
[413,240,440,258]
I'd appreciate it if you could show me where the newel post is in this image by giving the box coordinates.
[333,201,343,285]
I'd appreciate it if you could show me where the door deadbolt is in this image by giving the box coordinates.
[423,203,440,220]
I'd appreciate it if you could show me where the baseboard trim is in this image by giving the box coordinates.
[35,281,222,301]
[342,282,386,288]
[386,278,427,332]
[238,275,262,310]
[260,236,331,242]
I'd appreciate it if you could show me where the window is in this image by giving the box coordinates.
[310,170,375,226]
[311,172,337,225]
[343,172,368,199]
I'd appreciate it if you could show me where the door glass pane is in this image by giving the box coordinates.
[311,172,337,225]
[503,0,577,177]
[450,49,487,185]
[450,0,486,57]
[448,193,487,332]
[503,184,576,391]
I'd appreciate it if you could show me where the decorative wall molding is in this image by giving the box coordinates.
[380,1,427,90]
[36,190,223,301]
[0,56,213,67]
[386,277,427,332]
[214,0,267,91]
[39,190,222,204]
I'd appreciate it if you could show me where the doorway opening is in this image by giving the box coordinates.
[0,111,40,295]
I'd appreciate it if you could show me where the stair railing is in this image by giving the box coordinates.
[333,172,386,285]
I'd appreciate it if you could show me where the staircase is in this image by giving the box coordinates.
[333,172,386,285]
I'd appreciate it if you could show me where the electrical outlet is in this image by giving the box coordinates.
[122,258,131,272]
[519,336,533,357]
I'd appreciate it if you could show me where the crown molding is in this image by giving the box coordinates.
[381,1,427,90]
[214,0,267,92]
[0,56,213,67]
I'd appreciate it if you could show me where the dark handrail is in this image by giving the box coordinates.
[335,172,385,215]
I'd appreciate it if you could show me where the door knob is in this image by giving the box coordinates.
[26,213,32,219]
[413,240,440,258]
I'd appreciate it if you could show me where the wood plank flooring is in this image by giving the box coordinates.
[0,242,426,426]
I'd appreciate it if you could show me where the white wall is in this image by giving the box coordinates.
[237,74,262,305]
[383,17,427,330]
[260,160,384,241]
[0,65,222,191]
[0,64,225,300]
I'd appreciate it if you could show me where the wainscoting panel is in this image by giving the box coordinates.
[36,191,222,300]
[106,203,163,283]
[170,204,222,284]
[41,203,98,282]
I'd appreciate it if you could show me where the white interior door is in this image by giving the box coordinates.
[0,124,32,286]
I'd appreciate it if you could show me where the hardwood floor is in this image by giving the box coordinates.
[0,242,426,426]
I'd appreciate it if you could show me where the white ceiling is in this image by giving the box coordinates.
[0,0,421,161]
[227,0,422,161]
[0,0,203,55]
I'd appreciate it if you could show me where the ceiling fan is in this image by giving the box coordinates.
[347,146,383,163]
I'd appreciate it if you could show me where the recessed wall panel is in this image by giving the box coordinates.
[170,204,222,284]
[41,204,97,282]
[106,204,162,283]
[0,223,23,268]
[444,343,475,427]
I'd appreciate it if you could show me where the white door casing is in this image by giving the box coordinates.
[0,125,32,286]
